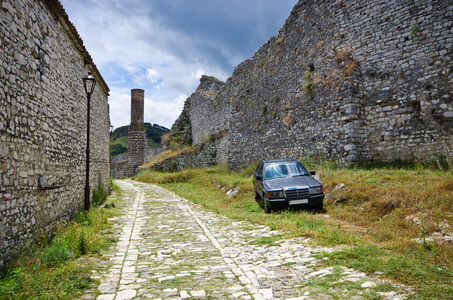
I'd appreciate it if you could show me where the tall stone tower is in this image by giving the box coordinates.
[128,89,146,168]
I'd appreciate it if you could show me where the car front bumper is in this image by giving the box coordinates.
[265,194,324,209]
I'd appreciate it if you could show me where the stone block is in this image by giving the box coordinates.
[444,111,453,118]
[344,144,357,151]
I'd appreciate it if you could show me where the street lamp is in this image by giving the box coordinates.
[82,71,96,211]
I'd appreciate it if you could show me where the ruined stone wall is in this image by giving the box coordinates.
[110,153,128,179]
[190,76,228,144]
[221,0,452,168]
[188,75,231,165]
[0,0,110,269]
[111,153,128,163]
[149,143,218,172]
[342,0,453,161]
[111,147,163,179]
[154,0,452,172]
[144,147,163,162]
[110,159,128,179]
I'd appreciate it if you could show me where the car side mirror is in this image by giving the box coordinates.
[255,175,263,181]
[310,171,316,176]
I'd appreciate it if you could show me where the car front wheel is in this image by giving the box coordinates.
[264,199,271,214]
[254,190,261,201]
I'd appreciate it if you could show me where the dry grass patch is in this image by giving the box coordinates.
[320,165,453,273]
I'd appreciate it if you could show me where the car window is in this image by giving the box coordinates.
[255,161,264,177]
[264,162,308,179]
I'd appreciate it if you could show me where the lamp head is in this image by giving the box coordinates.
[82,71,97,96]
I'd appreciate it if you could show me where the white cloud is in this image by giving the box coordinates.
[61,0,298,129]
[146,69,161,85]
[145,94,187,129]
[109,91,186,129]
[108,91,131,128]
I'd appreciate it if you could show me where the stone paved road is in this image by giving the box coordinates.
[80,180,412,300]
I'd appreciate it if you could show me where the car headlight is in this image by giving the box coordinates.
[266,190,284,199]
[310,186,323,195]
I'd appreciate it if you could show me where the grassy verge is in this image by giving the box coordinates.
[134,163,453,299]
[0,183,123,300]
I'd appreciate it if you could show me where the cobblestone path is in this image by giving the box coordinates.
[81,180,412,300]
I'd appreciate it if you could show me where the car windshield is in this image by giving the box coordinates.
[264,162,309,180]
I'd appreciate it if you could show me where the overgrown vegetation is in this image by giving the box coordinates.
[407,24,423,40]
[134,161,453,299]
[162,119,193,151]
[92,171,108,206]
[0,181,123,299]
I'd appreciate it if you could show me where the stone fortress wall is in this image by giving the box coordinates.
[0,0,110,269]
[159,0,452,171]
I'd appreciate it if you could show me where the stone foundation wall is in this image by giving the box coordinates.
[0,0,110,270]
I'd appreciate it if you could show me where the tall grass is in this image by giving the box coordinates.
[0,193,121,300]
[135,162,453,299]
[92,171,108,206]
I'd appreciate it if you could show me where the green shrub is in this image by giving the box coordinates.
[40,241,74,266]
[104,202,116,209]
[92,171,108,206]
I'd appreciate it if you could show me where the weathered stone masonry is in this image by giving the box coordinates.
[110,89,151,178]
[0,0,110,269]
[160,0,452,171]
[127,89,146,168]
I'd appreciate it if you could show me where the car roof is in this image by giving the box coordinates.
[262,158,300,164]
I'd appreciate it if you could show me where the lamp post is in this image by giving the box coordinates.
[82,72,96,211]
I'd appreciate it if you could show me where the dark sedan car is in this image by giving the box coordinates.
[253,158,324,213]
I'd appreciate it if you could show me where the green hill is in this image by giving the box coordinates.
[110,123,170,156]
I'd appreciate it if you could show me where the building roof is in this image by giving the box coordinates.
[44,0,110,95]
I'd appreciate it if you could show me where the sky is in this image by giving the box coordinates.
[60,0,299,130]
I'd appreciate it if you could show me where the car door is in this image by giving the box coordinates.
[253,161,265,198]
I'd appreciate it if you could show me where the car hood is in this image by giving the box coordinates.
[264,176,320,190]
